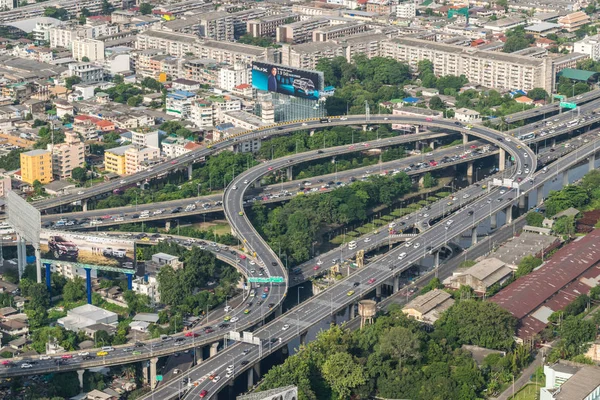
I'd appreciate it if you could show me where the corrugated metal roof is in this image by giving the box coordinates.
[557,68,598,81]
[490,229,600,319]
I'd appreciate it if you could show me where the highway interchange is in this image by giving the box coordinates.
[3,107,600,399]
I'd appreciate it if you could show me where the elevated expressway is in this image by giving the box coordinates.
[45,140,497,228]
[31,115,502,212]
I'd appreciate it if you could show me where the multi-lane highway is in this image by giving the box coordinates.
[31,115,512,212]
[45,140,496,229]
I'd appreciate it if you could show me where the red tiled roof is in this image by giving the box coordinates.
[235,83,251,89]
[184,142,201,150]
[490,229,600,319]
[96,120,114,128]
[74,115,100,123]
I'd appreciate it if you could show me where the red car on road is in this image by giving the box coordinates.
[368,278,376,284]
[185,331,200,337]
[200,390,208,398]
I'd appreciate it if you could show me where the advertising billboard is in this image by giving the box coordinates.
[252,62,323,100]
[40,230,136,270]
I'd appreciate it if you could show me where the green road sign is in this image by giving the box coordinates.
[560,102,577,109]
[553,94,565,100]
[248,276,285,283]
[156,375,163,381]
[511,156,515,161]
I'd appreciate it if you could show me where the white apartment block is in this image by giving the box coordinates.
[131,129,160,149]
[0,0,13,10]
[281,41,345,70]
[277,18,330,44]
[72,38,105,62]
[166,90,197,119]
[191,100,215,128]
[162,137,197,158]
[247,14,298,37]
[380,37,553,92]
[312,22,367,42]
[574,34,600,61]
[0,174,11,197]
[125,146,160,175]
[136,30,273,63]
[396,2,416,19]
[68,63,104,83]
[199,11,234,42]
[219,63,250,91]
[132,275,160,304]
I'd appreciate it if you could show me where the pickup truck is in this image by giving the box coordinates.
[48,236,78,260]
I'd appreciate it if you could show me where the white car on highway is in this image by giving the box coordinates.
[230,317,239,323]
[78,352,89,356]
[282,324,290,331]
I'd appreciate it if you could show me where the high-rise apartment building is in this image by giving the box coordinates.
[20,149,52,185]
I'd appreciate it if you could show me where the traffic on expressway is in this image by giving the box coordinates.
[42,139,497,229]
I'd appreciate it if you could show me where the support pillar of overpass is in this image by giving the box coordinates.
[210,342,219,358]
[415,125,419,135]
[165,220,171,232]
[35,247,41,284]
[330,313,336,325]
[349,303,356,319]
[142,362,149,385]
[471,227,478,246]
[467,161,474,178]
[519,194,526,209]
[393,275,400,293]
[562,171,569,187]
[551,138,556,148]
[462,133,468,145]
[84,267,92,304]
[434,250,440,269]
[376,284,382,299]
[537,186,544,207]
[590,153,596,172]
[498,148,506,172]
[254,179,261,188]
[247,368,254,389]
[362,124,368,132]
[286,166,292,181]
[275,304,282,317]
[187,164,193,181]
[429,141,436,150]
[82,200,88,212]
[77,369,85,392]
[490,213,497,229]
[506,206,513,224]
[126,274,133,290]
[149,357,158,390]
[300,331,307,346]
[253,362,261,381]
[44,262,51,295]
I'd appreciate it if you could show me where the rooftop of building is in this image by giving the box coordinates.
[403,288,453,315]
[553,365,600,399]
[490,229,600,319]
[22,149,49,157]
[138,29,198,43]
[525,22,561,32]
[105,144,133,156]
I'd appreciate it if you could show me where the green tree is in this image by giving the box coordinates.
[422,172,437,188]
[515,255,542,278]
[321,352,366,399]
[429,95,445,110]
[553,216,575,236]
[141,77,163,92]
[81,56,90,62]
[44,6,69,20]
[127,95,142,107]
[64,76,82,90]
[63,276,86,303]
[139,2,153,14]
[112,74,124,84]
[32,179,44,196]
[526,211,544,227]
[559,316,596,358]
[71,166,87,183]
[24,283,50,329]
[526,88,549,101]
[379,326,421,369]
[101,0,114,15]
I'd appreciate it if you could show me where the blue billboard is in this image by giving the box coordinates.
[251,62,323,101]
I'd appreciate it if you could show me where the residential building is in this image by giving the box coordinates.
[20,149,52,184]
[162,136,200,158]
[230,8,270,37]
[0,319,28,337]
[166,90,197,119]
[0,174,11,197]
[48,131,85,180]
[172,78,202,92]
[454,108,482,123]
[68,62,105,84]
[152,252,183,269]
[218,63,250,91]
[57,304,118,332]
[182,59,219,87]
[483,16,527,33]
[312,23,367,42]
[191,99,216,128]
[445,258,513,294]
[247,14,298,38]
[104,145,129,175]
[574,35,600,61]
[131,128,160,149]
[124,146,160,174]
[402,289,455,324]
[380,37,553,92]
[541,361,600,400]
[72,38,105,62]
[281,41,345,70]
[558,11,590,32]
[396,2,416,19]
[198,11,234,42]
[50,263,97,280]
[54,99,74,118]
[276,18,330,44]
[0,0,12,10]
[222,110,265,130]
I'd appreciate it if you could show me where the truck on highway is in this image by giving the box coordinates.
[320,118,330,123]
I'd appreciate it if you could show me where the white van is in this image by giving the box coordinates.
[348,241,357,249]
[101,346,115,352]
